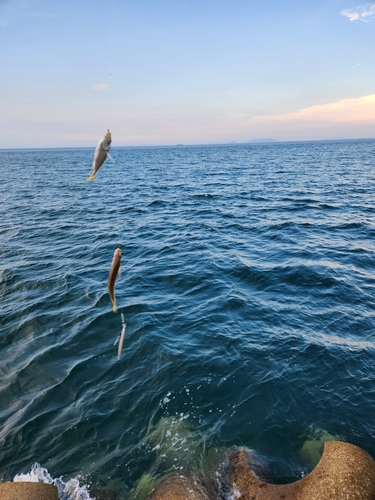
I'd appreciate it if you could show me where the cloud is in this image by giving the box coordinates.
[92,83,109,91]
[256,94,375,124]
[340,3,375,22]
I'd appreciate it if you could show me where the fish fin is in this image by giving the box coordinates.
[107,152,115,163]
[85,173,95,182]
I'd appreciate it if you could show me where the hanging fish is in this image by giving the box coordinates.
[85,129,113,181]
[108,247,121,312]
[118,313,126,358]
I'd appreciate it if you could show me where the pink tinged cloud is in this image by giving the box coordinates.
[255,95,375,124]
[340,4,375,22]
[92,83,109,91]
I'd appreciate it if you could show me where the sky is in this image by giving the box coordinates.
[0,0,374,148]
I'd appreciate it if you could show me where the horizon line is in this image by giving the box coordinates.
[1,137,374,152]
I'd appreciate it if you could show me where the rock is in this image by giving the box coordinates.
[0,482,58,500]
[148,475,210,500]
[227,441,375,499]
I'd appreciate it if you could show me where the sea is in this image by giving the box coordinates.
[1,139,375,499]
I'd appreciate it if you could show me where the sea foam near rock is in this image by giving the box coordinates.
[13,463,93,500]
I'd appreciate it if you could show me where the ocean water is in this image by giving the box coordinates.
[1,139,375,498]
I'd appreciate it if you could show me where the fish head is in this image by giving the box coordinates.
[103,130,112,147]
[115,247,122,258]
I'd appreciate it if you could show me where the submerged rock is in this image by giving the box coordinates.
[298,426,343,466]
[130,473,160,500]
[130,416,208,499]
[146,416,206,470]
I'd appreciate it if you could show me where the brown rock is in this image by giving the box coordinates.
[227,441,375,499]
[148,474,210,500]
[0,482,58,500]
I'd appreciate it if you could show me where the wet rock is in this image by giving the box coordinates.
[227,441,375,499]
[148,474,210,500]
[0,482,58,500]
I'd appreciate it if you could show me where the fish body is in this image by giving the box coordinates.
[86,130,112,181]
[108,247,121,312]
[118,323,126,358]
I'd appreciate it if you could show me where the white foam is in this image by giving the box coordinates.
[14,463,93,500]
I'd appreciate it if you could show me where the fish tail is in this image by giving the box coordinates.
[85,173,95,182]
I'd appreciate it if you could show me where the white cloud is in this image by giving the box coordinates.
[92,83,109,91]
[340,3,375,22]
[255,94,375,124]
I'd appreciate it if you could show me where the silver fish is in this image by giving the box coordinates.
[108,247,121,312]
[118,313,126,358]
[86,130,112,181]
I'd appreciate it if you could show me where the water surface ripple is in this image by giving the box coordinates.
[1,140,375,497]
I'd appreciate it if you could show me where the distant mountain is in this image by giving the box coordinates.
[247,138,277,143]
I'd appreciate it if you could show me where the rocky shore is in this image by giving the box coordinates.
[2,441,375,499]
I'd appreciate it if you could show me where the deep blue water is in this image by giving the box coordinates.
[1,140,375,498]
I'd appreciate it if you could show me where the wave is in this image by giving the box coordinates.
[2,141,375,495]
[14,463,93,500]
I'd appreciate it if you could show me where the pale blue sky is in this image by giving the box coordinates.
[1,0,374,148]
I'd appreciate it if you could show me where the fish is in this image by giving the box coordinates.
[118,313,126,358]
[108,247,121,312]
[85,129,112,181]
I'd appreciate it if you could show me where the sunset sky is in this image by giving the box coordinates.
[1,0,374,148]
